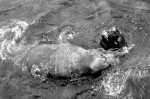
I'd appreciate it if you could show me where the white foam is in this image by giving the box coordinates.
[0,20,29,60]
[102,69,132,96]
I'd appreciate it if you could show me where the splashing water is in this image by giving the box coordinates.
[0,20,29,61]
[101,69,132,97]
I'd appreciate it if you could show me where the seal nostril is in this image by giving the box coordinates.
[100,27,127,51]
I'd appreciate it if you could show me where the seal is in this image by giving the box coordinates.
[28,26,133,79]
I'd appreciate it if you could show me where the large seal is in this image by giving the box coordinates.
[28,26,134,79]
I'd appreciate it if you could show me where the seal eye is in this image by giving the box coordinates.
[100,27,127,51]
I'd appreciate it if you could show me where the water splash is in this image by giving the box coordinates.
[101,69,132,97]
[0,20,29,61]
